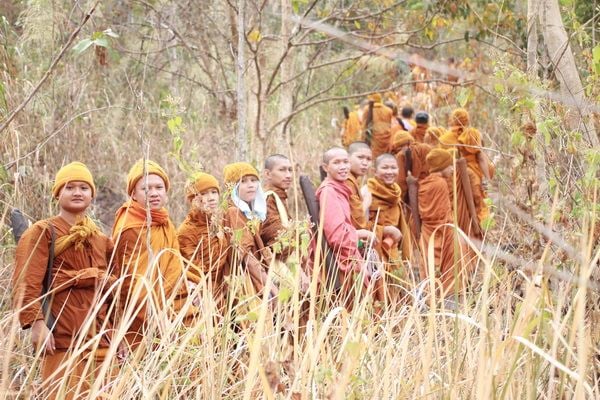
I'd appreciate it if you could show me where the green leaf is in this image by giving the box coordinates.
[278,287,292,303]
[72,39,93,54]
[592,45,600,75]
[93,37,109,48]
[354,20,361,29]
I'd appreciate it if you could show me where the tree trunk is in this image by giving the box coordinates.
[275,0,294,152]
[236,0,248,160]
[540,0,600,147]
[527,0,549,200]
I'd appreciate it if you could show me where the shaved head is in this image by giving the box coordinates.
[348,141,371,156]
[375,153,397,169]
[264,154,289,170]
[322,146,347,164]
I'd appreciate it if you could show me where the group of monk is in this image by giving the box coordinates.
[11,92,494,398]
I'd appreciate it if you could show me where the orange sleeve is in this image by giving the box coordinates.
[13,222,50,329]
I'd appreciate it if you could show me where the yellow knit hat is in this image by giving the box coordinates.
[367,93,382,103]
[449,108,469,127]
[223,162,259,185]
[391,131,414,151]
[126,159,170,195]
[52,161,96,198]
[426,148,453,173]
[458,127,482,155]
[426,126,445,140]
[185,172,220,202]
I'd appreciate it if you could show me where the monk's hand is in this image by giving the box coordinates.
[187,281,200,307]
[356,229,377,245]
[383,226,402,243]
[117,341,129,363]
[31,320,55,355]
[406,171,418,185]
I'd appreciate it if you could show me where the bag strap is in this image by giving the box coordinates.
[41,224,56,330]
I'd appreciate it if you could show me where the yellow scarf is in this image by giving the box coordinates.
[54,216,100,257]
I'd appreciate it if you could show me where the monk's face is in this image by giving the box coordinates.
[349,148,372,177]
[264,159,293,190]
[57,181,93,214]
[195,188,220,212]
[375,158,399,185]
[132,174,167,210]
[323,150,350,181]
[238,175,259,203]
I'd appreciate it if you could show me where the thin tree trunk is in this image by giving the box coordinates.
[236,0,248,160]
[540,0,600,147]
[527,0,549,200]
[275,0,294,151]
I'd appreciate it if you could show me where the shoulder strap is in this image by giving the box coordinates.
[41,224,56,329]
[264,190,290,228]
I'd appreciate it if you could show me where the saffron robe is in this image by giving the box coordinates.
[362,102,394,159]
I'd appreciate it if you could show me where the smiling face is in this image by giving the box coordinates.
[57,181,93,214]
[131,173,168,210]
[322,148,351,182]
[264,158,293,190]
[238,175,259,203]
[375,157,399,185]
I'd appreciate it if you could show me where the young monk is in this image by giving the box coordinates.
[315,147,377,306]
[399,106,415,131]
[177,172,230,312]
[410,112,430,143]
[223,162,277,298]
[447,155,484,240]
[424,126,446,147]
[362,154,412,266]
[346,141,372,230]
[340,106,363,147]
[112,159,200,348]
[418,149,466,298]
[361,93,394,158]
[261,154,293,255]
[13,162,123,399]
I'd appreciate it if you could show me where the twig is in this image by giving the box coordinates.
[0,1,99,135]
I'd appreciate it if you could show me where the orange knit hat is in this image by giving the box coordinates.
[367,93,382,103]
[223,162,259,185]
[126,159,170,195]
[391,131,414,152]
[52,161,96,198]
[449,108,469,127]
[427,148,453,173]
[185,172,220,202]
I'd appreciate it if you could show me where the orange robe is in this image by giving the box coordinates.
[366,178,412,264]
[341,110,362,147]
[13,216,116,399]
[261,185,290,257]
[112,200,199,346]
[393,143,432,198]
[345,173,367,229]
[362,102,394,158]
[177,208,230,308]
[410,124,429,143]
[447,168,482,239]
[438,126,462,149]
[418,174,463,296]
[458,128,492,221]
[225,206,272,293]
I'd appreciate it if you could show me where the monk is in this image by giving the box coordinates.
[418,149,467,298]
[399,106,415,131]
[223,162,278,298]
[346,141,372,230]
[410,112,429,143]
[446,156,483,240]
[315,147,377,307]
[340,106,362,147]
[362,93,394,159]
[112,159,200,348]
[362,154,412,266]
[177,172,230,312]
[424,126,446,147]
[439,107,469,148]
[458,127,493,221]
[390,131,432,200]
[261,154,293,255]
[13,162,123,399]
